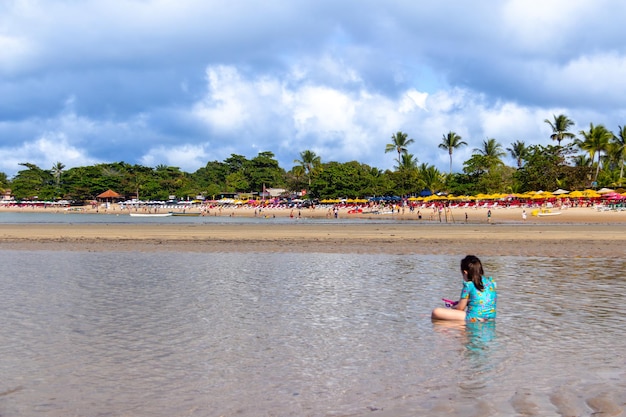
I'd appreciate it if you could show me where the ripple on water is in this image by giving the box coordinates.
[0,251,625,416]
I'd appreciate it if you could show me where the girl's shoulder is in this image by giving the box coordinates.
[483,275,496,287]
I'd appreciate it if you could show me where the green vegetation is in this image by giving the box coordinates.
[3,115,626,202]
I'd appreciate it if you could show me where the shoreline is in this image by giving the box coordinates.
[3,203,626,222]
[2,204,625,257]
[0,221,624,257]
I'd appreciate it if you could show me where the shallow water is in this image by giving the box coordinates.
[1,251,625,416]
[0,210,394,225]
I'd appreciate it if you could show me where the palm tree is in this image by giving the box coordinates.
[506,140,528,168]
[571,154,592,167]
[544,114,575,146]
[51,161,65,189]
[474,138,506,164]
[385,131,414,167]
[394,153,419,194]
[438,131,467,174]
[576,123,613,183]
[395,153,419,171]
[418,163,443,194]
[612,125,626,183]
[293,150,321,188]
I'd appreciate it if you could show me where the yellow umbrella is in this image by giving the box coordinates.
[582,189,600,198]
[568,190,584,198]
[531,191,553,199]
[424,195,444,202]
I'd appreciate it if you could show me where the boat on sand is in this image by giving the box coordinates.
[533,208,562,217]
[129,212,173,217]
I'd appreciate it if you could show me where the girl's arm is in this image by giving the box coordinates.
[454,297,468,311]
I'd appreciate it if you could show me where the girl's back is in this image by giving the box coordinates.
[462,276,497,321]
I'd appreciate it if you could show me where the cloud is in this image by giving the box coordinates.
[2,133,97,174]
[2,0,626,179]
[141,144,210,172]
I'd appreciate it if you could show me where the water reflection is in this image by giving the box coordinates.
[432,320,499,397]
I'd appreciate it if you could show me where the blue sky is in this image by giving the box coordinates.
[2,0,626,178]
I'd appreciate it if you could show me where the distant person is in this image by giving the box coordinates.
[431,255,497,322]
[522,209,527,221]
[487,209,492,223]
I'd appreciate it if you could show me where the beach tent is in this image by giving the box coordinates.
[96,189,122,202]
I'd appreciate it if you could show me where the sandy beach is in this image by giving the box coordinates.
[1,204,625,257]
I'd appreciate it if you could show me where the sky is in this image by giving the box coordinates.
[2,0,626,178]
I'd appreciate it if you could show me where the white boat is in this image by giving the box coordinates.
[537,211,562,217]
[129,212,173,217]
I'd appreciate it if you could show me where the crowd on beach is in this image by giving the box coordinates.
[2,193,626,224]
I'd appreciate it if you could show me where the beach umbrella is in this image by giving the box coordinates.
[597,187,615,194]
[552,189,570,195]
[582,189,601,198]
[568,190,584,198]
[602,192,623,199]
[530,191,553,199]
[424,195,443,201]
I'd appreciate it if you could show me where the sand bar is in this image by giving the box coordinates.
[0,220,624,257]
[2,204,625,256]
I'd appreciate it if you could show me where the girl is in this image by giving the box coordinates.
[431,255,497,322]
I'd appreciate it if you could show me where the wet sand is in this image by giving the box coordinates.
[0,214,624,257]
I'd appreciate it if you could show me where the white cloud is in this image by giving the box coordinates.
[1,133,97,176]
[400,90,428,112]
[140,144,210,172]
[546,53,626,100]
[500,0,593,49]
[193,66,251,132]
[0,34,35,75]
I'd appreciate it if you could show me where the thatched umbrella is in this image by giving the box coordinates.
[96,189,122,202]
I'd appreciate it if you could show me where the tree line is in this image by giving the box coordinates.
[1,114,625,202]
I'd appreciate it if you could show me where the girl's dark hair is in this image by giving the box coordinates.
[461,255,485,291]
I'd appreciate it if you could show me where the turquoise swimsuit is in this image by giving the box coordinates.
[460,276,497,322]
